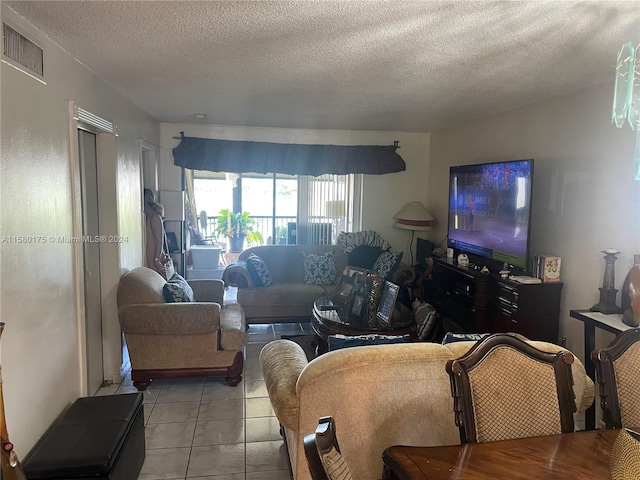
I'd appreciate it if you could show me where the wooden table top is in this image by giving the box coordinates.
[383,429,620,480]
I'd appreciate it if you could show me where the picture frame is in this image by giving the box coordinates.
[350,294,365,318]
[377,281,400,327]
[332,274,354,307]
[165,232,180,253]
[345,266,368,279]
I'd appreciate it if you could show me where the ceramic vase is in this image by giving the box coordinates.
[621,254,640,327]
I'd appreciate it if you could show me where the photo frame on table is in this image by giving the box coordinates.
[377,281,400,327]
[332,274,354,307]
[345,266,368,284]
[350,294,365,319]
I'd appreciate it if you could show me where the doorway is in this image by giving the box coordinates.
[78,129,104,395]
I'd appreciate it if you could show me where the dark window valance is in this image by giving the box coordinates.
[172,135,406,176]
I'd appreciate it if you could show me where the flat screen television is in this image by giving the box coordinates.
[447,159,534,271]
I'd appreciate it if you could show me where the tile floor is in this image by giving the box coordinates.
[96,285,586,478]
[96,320,312,480]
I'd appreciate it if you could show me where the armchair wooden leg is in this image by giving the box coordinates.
[131,370,152,391]
[225,351,244,387]
[133,379,151,391]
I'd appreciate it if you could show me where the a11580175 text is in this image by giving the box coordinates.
[1,235,129,244]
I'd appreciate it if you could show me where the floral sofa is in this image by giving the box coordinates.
[222,231,415,323]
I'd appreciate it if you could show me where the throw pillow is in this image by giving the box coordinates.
[441,332,490,344]
[348,245,383,269]
[337,230,392,254]
[328,333,411,351]
[246,253,272,287]
[163,273,194,303]
[373,251,403,280]
[302,251,337,285]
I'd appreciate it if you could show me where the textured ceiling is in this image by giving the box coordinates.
[5,0,640,132]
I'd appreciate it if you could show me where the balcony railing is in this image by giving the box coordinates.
[203,216,296,246]
[202,215,339,248]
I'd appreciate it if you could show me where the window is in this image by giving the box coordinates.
[192,171,361,245]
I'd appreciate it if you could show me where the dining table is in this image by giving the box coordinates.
[382,429,621,479]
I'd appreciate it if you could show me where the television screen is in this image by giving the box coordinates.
[447,159,534,270]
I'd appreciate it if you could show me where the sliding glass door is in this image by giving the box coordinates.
[192,170,361,247]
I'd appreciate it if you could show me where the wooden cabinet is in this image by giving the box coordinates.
[429,257,563,343]
[492,278,563,343]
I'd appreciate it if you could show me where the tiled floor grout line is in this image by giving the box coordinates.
[101,323,301,480]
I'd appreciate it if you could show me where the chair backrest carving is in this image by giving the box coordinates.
[303,416,352,480]
[446,333,576,443]
[592,328,640,429]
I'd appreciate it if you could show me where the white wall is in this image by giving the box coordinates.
[159,123,431,260]
[0,5,159,452]
[429,82,640,362]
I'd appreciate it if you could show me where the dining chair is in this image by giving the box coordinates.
[610,428,640,479]
[446,332,577,444]
[591,328,640,429]
[303,416,352,480]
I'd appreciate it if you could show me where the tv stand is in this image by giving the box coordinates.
[428,256,563,343]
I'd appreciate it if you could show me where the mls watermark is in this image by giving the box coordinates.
[2,235,129,244]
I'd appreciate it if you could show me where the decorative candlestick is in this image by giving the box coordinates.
[591,249,623,314]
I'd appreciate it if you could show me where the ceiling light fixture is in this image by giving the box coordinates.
[611,42,640,180]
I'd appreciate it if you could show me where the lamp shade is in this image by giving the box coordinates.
[325,200,345,218]
[393,202,434,231]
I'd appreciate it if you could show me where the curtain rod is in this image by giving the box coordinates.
[173,132,400,148]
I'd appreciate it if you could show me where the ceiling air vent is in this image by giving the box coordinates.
[2,22,44,80]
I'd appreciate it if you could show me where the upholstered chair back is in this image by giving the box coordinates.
[304,416,352,480]
[612,343,640,427]
[117,267,166,306]
[592,328,640,429]
[610,428,640,480]
[446,333,576,443]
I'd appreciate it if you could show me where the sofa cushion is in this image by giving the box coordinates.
[373,251,403,280]
[302,251,337,285]
[163,273,195,303]
[348,245,383,269]
[237,283,325,319]
[117,267,166,306]
[246,253,273,287]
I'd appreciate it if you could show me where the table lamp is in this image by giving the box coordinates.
[393,202,434,265]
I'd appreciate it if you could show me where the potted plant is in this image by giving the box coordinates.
[277,226,287,245]
[216,209,264,252]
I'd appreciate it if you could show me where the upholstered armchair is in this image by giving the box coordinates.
[117,267,246,390]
